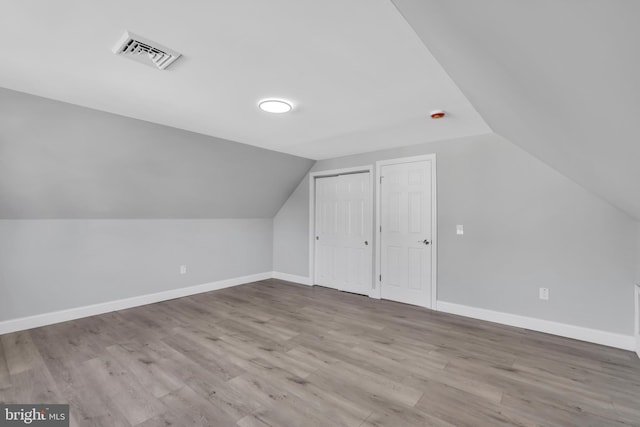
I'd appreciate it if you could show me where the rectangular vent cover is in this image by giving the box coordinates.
[112,31,181,70]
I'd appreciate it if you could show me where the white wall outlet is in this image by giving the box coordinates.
[180,265,187,275]
[539,287,549,300]
[456,224,464,235]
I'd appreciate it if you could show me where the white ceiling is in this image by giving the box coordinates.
[0,0,490,160]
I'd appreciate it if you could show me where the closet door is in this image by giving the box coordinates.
[314,175,339,288]
[314,173,372,295]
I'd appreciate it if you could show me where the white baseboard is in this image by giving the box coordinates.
[635,284,640,358]
[271,271,312,286]
[3,274,635,355]
[0,272,272,335]
[436,301,635,351]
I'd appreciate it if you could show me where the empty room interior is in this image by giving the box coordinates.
[1,1,640,426]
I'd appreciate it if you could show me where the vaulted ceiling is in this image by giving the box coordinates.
[0,0,489,160]
[391,0,640,220]
[0,87,313,218]
[1,1,638,220]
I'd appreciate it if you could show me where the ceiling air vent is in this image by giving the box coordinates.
[112,31,181,70]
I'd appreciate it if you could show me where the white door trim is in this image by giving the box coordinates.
[635,284,640,358]
[375,154,437,308]
[308,165,375,297]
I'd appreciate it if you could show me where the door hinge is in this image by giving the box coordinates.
[379,176,384,184]
[379,225,382,232]
[379,274,382,282]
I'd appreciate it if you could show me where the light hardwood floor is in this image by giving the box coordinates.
[1,279,639,426]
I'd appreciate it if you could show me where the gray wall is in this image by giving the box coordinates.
[637,223,640,283]
[0,87,313,219]
[273,175,311,277]
[273,133,637,335]
[0,87,313,322]
[0,219,272,321]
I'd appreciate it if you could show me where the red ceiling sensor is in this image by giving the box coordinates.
[430,110,446,119]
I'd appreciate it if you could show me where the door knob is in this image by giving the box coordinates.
[418,239,430,245]
[364,241,369,245]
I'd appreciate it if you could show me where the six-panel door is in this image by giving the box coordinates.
[314,173,372,295]
[379,160,432,308]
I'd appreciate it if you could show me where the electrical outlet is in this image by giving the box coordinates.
[539,287,549,300]
[180,265,187,275]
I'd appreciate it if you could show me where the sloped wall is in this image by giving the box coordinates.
[0,88,312,322]
[0,87,313,219]
[391,0,640,220]
[273,133,637,335]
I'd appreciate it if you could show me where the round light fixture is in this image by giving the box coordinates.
[259,99,293,113]
[430,110,446,119]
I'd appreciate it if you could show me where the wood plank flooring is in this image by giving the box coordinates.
[1,279,639,426]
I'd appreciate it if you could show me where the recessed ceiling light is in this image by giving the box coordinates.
[259,99,293,113]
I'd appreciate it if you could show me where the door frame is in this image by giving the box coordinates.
[308,165,375,297]
[374,154,438,308]
[635,284,640,358]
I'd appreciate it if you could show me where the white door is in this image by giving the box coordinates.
[314,173,372,295]
[380,160,433,308]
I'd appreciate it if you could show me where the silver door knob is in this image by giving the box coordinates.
[418,239,430,245]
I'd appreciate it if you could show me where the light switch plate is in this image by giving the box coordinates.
[539,287,549,300]
[456,224,464,235]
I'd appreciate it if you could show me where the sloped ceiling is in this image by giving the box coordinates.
[3,1,637,220]
[0,0,490,160]
[0,88,313,218]
[392,0,640,220]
